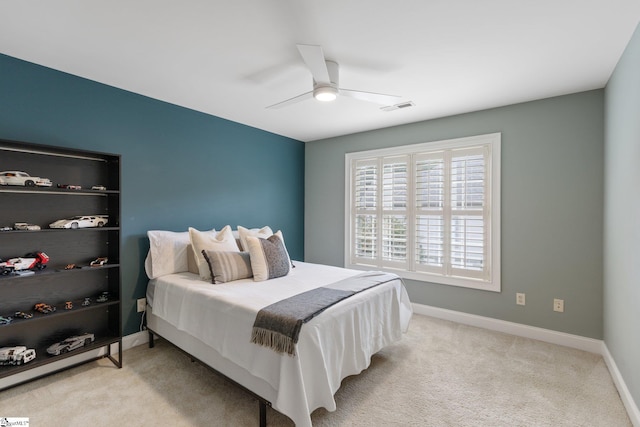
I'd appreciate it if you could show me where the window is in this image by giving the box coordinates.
[345,133,501,291]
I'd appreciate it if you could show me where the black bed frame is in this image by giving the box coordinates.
[147,329,271,427]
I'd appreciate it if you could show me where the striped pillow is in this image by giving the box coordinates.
[201,250,253,284]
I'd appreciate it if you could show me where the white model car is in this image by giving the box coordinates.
[0,346,36,366]
[0,171,52,187]
[46,333,95,355]
[14,222,41,230]
[49,215,108,229]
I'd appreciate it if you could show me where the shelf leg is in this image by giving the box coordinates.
[106,339,122,368]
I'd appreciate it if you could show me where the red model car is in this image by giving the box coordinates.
[0,251,49,275]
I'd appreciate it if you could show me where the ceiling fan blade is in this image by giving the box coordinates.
[296,44,331,84]
[266,90,314,109]
[340,89,401,105]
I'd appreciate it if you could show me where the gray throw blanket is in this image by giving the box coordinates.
[250,271,400,356]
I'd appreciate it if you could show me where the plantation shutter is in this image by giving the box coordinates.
[449,146,489,280]
[414,152,445,275]
[352,159,378,265]
[346,133,499,291]
[381,156,409,269]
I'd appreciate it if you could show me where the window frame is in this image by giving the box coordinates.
[344,133,501,292]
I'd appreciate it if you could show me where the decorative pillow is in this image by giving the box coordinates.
[237,225,273,251]
[245,231,291,281]
[201,250,253,284]
[189,225,240,281]
[146,230,200,279]
[186,245,199,274]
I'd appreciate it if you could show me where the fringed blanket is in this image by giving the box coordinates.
[250,271,400,355]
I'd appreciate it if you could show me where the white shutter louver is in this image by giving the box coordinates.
[381,157,409,266]
[450,148,487,279]
[415,154,445,272]
[353,160,378,262]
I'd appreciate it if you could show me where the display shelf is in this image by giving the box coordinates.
[0,187,119,195]
[0,335,121,378]
[1,300,119,326]
[0,264,120,282]
[0,138,122,388]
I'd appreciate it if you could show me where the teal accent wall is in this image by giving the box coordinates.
[306,90,604,339]
[604,23,640,412]
[0,53,304,335]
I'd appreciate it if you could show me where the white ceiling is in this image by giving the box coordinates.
[1,1,639,142]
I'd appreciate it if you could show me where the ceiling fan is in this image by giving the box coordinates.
[266,44,401,109]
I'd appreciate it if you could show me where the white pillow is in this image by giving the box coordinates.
[237,225,273,251]
[189,225,240,280]
[245,231,291,281]
[146,230,195,279]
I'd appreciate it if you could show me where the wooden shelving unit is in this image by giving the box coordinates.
[0,139,122,385]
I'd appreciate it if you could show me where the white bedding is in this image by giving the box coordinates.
[147,261,412,426]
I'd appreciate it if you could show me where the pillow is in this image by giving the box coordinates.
[238,225,293,266]
[245,231,291,281]
[237,225,273,251]
[201,250,253,284]
[145,230,213,279]
[145,230,189,279]
[189,225,240,281]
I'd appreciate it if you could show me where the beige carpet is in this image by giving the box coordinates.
[0,314,631,426]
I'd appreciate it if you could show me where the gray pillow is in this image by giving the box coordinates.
[246,234,291,281]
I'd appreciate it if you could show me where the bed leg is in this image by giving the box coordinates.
[148,330,155,348]
[259,400,266,427]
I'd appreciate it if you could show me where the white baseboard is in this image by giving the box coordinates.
[602,345,640,427]
[412,303,603,353]
[412,303,639,426]
[123,329,149,350]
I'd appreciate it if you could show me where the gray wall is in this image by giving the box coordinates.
[306,90,604,339]
[604,23,640,409]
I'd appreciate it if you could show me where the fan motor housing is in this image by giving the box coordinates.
[313,60,340,101]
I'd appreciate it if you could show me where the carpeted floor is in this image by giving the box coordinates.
[0,314,631,426]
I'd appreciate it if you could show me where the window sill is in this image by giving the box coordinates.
[345,263,500,292]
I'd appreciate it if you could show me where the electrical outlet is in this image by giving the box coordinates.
[137,298,146,313]
[553,298,564,312]
[516,293,526,306]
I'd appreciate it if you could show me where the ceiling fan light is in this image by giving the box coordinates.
[314,86,338,102]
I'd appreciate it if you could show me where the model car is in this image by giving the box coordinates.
[0,316,12,325]
[57,184,82,190]
[91,185,106,191]
[90,257,108,267]
[46,333,95,355]
[0,171,52,187]
[49,215,108,229]
[0,252,49,275]
[96,292,109,303]
[14,222,41,230]
[34,303,56,314]
[14,311,33,319]
[0,346,36,365]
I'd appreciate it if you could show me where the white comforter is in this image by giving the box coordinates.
[149,261,412,426]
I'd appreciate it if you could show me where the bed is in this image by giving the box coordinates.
[144,227,412,426]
